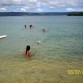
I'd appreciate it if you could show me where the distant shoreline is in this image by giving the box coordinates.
[0,12,83,16]
[67,12,83,16]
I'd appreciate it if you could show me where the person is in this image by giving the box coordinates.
[29,24,33,29]
[42,29,48,32]
[24,45,31,58]
[29,24,32,27]
[24,25,26,29]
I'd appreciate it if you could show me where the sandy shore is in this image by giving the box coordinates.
[0,55,83,83]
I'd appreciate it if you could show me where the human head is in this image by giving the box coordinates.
[26,45,30,51]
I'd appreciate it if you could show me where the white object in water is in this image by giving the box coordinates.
[0,35,7,39]
[37,41,41,44]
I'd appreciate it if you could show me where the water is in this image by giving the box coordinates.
[0,16,83,83]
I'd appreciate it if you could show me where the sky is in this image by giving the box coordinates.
[0,0,83,12]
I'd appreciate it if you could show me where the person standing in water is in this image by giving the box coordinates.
[24,45,31,58]
[24,25,26,29]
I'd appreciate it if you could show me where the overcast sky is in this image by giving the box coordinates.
[0,0,83,12]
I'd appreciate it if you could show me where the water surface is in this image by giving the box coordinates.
[0,16,83,83]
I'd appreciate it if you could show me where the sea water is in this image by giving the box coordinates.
[0,16,83,83]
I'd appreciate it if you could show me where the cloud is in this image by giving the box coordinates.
[29,0,37,3]
[78,8,83,11]
[6,0,21,4]
[49,1,67,8]
[0,7,7,12]
[0,0,83,12]
[0,0,22,7]
[20,8,26,12]
[36,8,43,12]
[0,0,82,7]
[66,8,83,12]
[66,8,76,11]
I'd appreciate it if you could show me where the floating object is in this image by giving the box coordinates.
[37,41,41,44]
[0,35,7,39]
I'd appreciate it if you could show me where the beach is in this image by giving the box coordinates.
[0,56,83,83]
[0,16,83,83]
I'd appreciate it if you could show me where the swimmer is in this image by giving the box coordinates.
[24,45,32,58]
[29,24,32,27]
[42,29,48,32]
[29,24,33,29]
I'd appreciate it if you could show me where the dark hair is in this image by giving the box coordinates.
[26,45,30,54]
